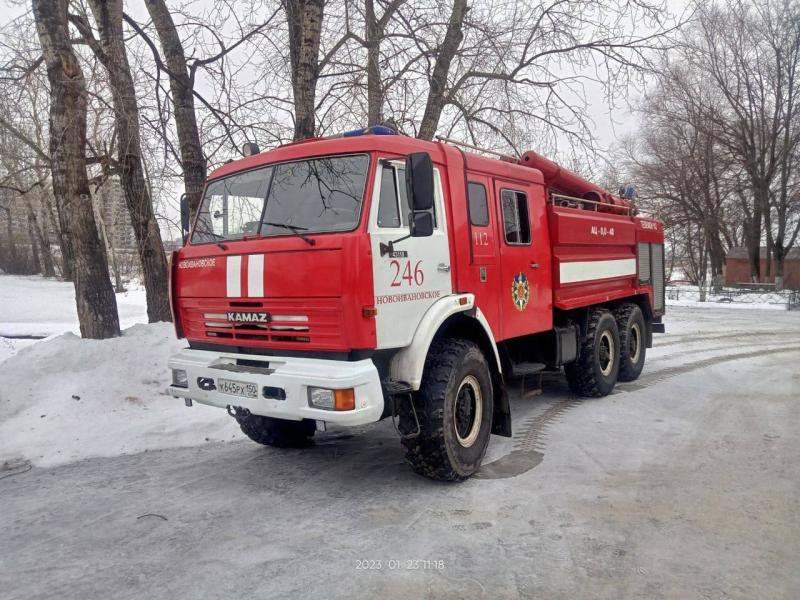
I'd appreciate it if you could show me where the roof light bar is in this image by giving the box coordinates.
[340,125,396,137]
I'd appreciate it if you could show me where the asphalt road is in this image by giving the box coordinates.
[2,306,799,599]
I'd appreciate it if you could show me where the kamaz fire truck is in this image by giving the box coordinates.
[167,126,665,481]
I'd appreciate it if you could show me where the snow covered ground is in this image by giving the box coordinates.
[1,274,799,598]
[0,274,239,467]
[0,323,240,468]
[0,274,148,364]
[0,274,148,337]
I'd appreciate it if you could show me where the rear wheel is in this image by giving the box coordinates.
[399,339,493,481]
[615,303,646,382]
[233,410,316,448]
[564,308,620,397]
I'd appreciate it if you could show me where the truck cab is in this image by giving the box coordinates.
[168,128,665,481]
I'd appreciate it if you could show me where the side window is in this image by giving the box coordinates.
[500,189,531,244]
[397,167,411,226]
[377,163,436,229]
[377,165,401,227]
[468,182,489,226]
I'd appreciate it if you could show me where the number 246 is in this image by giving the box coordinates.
[390,260,424,287]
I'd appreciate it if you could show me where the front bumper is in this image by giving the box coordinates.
[168,348,384,426]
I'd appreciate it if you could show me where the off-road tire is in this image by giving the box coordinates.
[614,303,646,382]
[234,412,316,448]
[398,339,493,482]
[564,308,620,397]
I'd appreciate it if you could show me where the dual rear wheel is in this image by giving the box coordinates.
[564,303,646,397]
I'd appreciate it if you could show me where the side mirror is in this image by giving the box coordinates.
[405,152,434,211]
[410,211,433,237]
[180,194,191,244]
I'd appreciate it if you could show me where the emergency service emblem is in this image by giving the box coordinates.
[511,272,530,311]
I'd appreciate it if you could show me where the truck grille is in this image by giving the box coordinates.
[180,298,344,350]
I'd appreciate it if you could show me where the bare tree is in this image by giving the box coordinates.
[71,0,171,322]
[135,0,207,220]
[627,64,739,285]
[417,0,467,140]
[284,0,325,140]
[689,0,800,282]
[31,0,120,338]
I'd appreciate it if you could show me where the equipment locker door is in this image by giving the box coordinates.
[493,180,552,340]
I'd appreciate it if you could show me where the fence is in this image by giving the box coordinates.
[666,285,800,309]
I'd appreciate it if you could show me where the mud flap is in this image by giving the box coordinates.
[491,377,512,437]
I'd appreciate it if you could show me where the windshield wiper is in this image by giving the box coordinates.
[262,221,316,246]
[194,228,228,250]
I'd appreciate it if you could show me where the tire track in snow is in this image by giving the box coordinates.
[655,329,797,348]
[618,345,800,392]
[650,339,796,361]
[478,344,800,480]
[477,396,582,479]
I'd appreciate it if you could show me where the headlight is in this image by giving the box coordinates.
[308,387,335,410]
[307,387,355,411]
[172,369,188,388]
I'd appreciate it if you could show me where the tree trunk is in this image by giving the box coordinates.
[32,0,120,339]
[87,0,171,322]
[706,224,726,288]
[94,200,124,292]
[27,217,41,274]
[284,0,324,140]
[142,0,206,220]
[365,0,382,126]
[43,197,69,278]
[764,222,773,279]
[27,201,56,277]
[746,187,765,282]
[417,0,467,140]
[773,246,785,290]
[1,207,17,268]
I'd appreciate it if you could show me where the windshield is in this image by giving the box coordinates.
[191,154,370,243]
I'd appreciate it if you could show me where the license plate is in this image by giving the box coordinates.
[218,378,258,399]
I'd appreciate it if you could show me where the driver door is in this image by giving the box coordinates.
[369,160,452,349]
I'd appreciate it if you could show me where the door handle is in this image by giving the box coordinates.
[529,262,540,269]
[438,263,451,272]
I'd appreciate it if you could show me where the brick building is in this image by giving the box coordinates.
[725,246,800,289]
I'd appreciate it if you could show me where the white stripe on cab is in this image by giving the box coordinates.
[247,254,264,297]
[226,255,242,297]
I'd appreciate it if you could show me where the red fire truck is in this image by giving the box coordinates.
[168,127,665,481]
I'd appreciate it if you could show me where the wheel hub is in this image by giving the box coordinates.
[629,322,641,364]
[599,330,615,377]
[453,375,482,448]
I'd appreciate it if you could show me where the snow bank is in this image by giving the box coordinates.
[0,323,239,468]
[0,274,147,338]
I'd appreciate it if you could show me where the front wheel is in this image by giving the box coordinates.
[399,339,494,482]
[233,410,316,448]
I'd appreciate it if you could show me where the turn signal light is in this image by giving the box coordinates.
[362,306,378,318]
[334,389,356,411]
